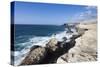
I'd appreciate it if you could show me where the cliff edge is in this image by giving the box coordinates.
[57,23,97,63]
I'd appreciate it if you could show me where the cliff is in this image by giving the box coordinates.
[57,23,97,63]
[20,22,97,65]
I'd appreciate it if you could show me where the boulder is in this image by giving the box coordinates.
[20,46,47,65]
[46,38,58,52]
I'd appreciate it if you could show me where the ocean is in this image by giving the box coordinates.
[12,24,69,65]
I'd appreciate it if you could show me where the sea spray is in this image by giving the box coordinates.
[13,24,77,65]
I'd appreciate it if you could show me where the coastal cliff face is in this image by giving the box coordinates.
[57,23,97,63]
[20,23,97,65]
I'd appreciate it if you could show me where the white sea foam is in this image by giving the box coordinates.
[55,31,73,41]
[14,36,51,65]
[14,29,77,65]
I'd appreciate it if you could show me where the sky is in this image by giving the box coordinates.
[12,1,97,25]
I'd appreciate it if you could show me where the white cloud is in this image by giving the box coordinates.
[70,6,97,23]
[85,6,97,10]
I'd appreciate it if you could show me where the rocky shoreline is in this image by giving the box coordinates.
[19,22,97,65]
[57,23,97,63]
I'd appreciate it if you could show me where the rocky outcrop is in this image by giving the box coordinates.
[40,38,76,64]
[20,37,77,65]
[19,23,79,65]
[57,23,97,63]
[20,46,47,65]
[46,38,58,52]
[20,23,97,65]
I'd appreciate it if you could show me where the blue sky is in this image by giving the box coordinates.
[13,1,97,25]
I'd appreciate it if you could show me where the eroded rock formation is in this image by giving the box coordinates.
[20,46,47,65]
[20,23,97,65]
[57,23,97,63]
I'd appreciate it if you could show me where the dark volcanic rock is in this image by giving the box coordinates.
[40,38,76,64]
